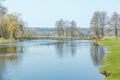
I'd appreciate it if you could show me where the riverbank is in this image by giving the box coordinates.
[17,36,91,40]
[98,39,120,80]
[0,38,19,43]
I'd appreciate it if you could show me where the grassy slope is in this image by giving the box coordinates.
[99,39,120,80]
[0,38,19,43]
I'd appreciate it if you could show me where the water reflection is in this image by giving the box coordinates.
[0,40,107,80]
[55,41,64,58]
[0,45,25,54]
[90,43,106,66]
[0,45,25,80]
[43,40,107,67]
[55,41,77,58]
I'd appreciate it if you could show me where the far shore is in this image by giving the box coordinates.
[0,36,91,44]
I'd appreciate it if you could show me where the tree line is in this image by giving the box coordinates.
[90,11,120,39]
[1,1,120,40]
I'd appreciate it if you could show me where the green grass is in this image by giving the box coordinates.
[0,38,19,43]
[98,38,120,80]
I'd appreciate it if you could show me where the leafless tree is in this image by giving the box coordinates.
[108,12,120,39]
[100,11,107,37]
[90,11,107,39]
[64,20,71,37]
[0,1,7,38]
[55,19,64,37]
[69,20,77,37]
[90,11,101,39]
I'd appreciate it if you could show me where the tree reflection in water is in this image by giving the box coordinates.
[0,45,25,54]
[0,40,107,80]
[55,41,77,58]
[0,45,25,80]
[90,43,107,66]
[40,40,107,66]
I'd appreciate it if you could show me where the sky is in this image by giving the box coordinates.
[2,0,120,28]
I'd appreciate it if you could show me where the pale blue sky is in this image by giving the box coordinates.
[3,0,120,28]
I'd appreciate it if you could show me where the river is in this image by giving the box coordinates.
[0,40,107,80]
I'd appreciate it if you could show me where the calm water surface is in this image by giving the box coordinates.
[0,40,107,80]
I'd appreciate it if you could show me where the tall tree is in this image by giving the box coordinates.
[0,18,7,38]
[90,11,101,39]
[100,11,107,37]
[69,20,77,37]
[5,14,20,39]
[109,12,120,39]
[90,11,107,39]
[55,19,64,37]
[64,20,71,37]
[0,1,7,38]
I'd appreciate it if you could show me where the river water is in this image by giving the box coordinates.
[0,40,107,80]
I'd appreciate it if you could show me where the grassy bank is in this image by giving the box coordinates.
[0,38,19,43]
[98,39,120,80]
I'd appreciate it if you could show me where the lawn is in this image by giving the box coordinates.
[99,38,120,80]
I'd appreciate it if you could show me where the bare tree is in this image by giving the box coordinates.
[64,20,71,37]
[90,11,107,39]
[55,19,81,39]
[69,20,77,37]
[55,19,64,37]
[108,12,120,39]
[0,1,7,38]
[90,11,101,39]
[100,11,107,37]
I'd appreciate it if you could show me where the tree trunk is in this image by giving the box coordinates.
[115,23,118,39]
